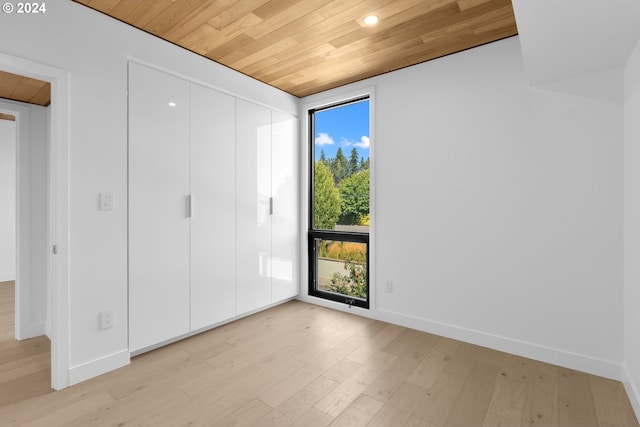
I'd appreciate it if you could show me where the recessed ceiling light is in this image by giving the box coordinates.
[168,102,177,107]
[364,15,379,26]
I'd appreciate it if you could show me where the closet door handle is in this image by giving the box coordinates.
[269,197,273,215]
[187,194,193,218]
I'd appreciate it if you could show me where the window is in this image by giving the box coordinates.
[308,97,370,309]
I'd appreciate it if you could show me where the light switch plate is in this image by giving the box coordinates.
[100,193,114,211]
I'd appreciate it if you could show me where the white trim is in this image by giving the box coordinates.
[296,295,625,381]
[131,297,298,357]
[297,293,378,320]
[20,321,46,340]
[69,350,130,386]
[0,52,71,390]
[0,273,15,282]
[623,365,640,421]
[375,308,622,380]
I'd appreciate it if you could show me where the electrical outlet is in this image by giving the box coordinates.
[100,309,114,330]
[385,280,394,293]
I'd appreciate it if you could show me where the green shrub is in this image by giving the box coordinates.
[328,260,367,298]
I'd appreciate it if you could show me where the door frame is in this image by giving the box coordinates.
[0,52,71,390]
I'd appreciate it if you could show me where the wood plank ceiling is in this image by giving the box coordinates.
[75,0,518,98]
[0,70,51,108]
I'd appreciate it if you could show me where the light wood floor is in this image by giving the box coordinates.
[1,281,638,426]
[0,281,52,410]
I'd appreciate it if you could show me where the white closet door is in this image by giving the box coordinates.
[271,111,299,302]
[236,99,272,315]
[129,63,190,352]
[190,84,236,330]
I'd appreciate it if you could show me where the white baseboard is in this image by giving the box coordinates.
[623,365,640,421]
[16,321,46,341]
[375,308,623,380]
[0,272,16,282]
[132,297,299,357]
[69,350,130,386]
[45,320,52,340]
[297,294,625,381]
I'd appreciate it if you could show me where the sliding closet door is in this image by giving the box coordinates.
[236,99,272,315]
[190,84,236,330]
[129,63,190,352]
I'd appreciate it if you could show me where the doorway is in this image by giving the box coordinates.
[0,100,52,404]
[0,52,70,390]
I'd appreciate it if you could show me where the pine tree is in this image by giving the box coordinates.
[331,147,348,185]
[348,148,360,176]
[359,156,369,171]
[320,149,328,165]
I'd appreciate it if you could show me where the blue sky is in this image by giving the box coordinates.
[314,100,369,161]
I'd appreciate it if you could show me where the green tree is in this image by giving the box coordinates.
[348,148,360,176]
[319,149,328,165]
[314,161,341,230]
[338,170,369,225]
[331,147,348,185]
[359,156,369,171]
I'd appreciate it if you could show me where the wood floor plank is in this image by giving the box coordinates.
[185,344,305,405]
[444,362,499,427]
[314,351,397,417]
[0,282,52,413]
[367,381,427,426]
[346,323,405,364]
[292,319,369,364]
[413,370,467,425]
[483,354,534,425]
[590,375,640,427]
[290,407,334,427]
[322,358,363,384]
[407,416,440,427]
[217,398,273,426]
[258,340,356,408]
[445,341,483,378]
[557,367,599,427]
[408,337,460,390]
[22,391,115,427]
[363,330,437,402]
[330,394,384,426]
[180,329,306,396]
[521,360,559,426]
[257,376,338,426]
[380,327,425,356]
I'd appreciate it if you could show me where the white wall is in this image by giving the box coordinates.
[302,36,624,379]
[0,0,298,384]
[0,119,16,281]
[512,0,640,87]
[624,37,640,417]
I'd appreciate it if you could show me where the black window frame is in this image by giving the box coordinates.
[308,96,370,309]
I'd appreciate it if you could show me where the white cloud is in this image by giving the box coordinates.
[340,136,369,150]
[315,132,334,146]
[355,136,370,149]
